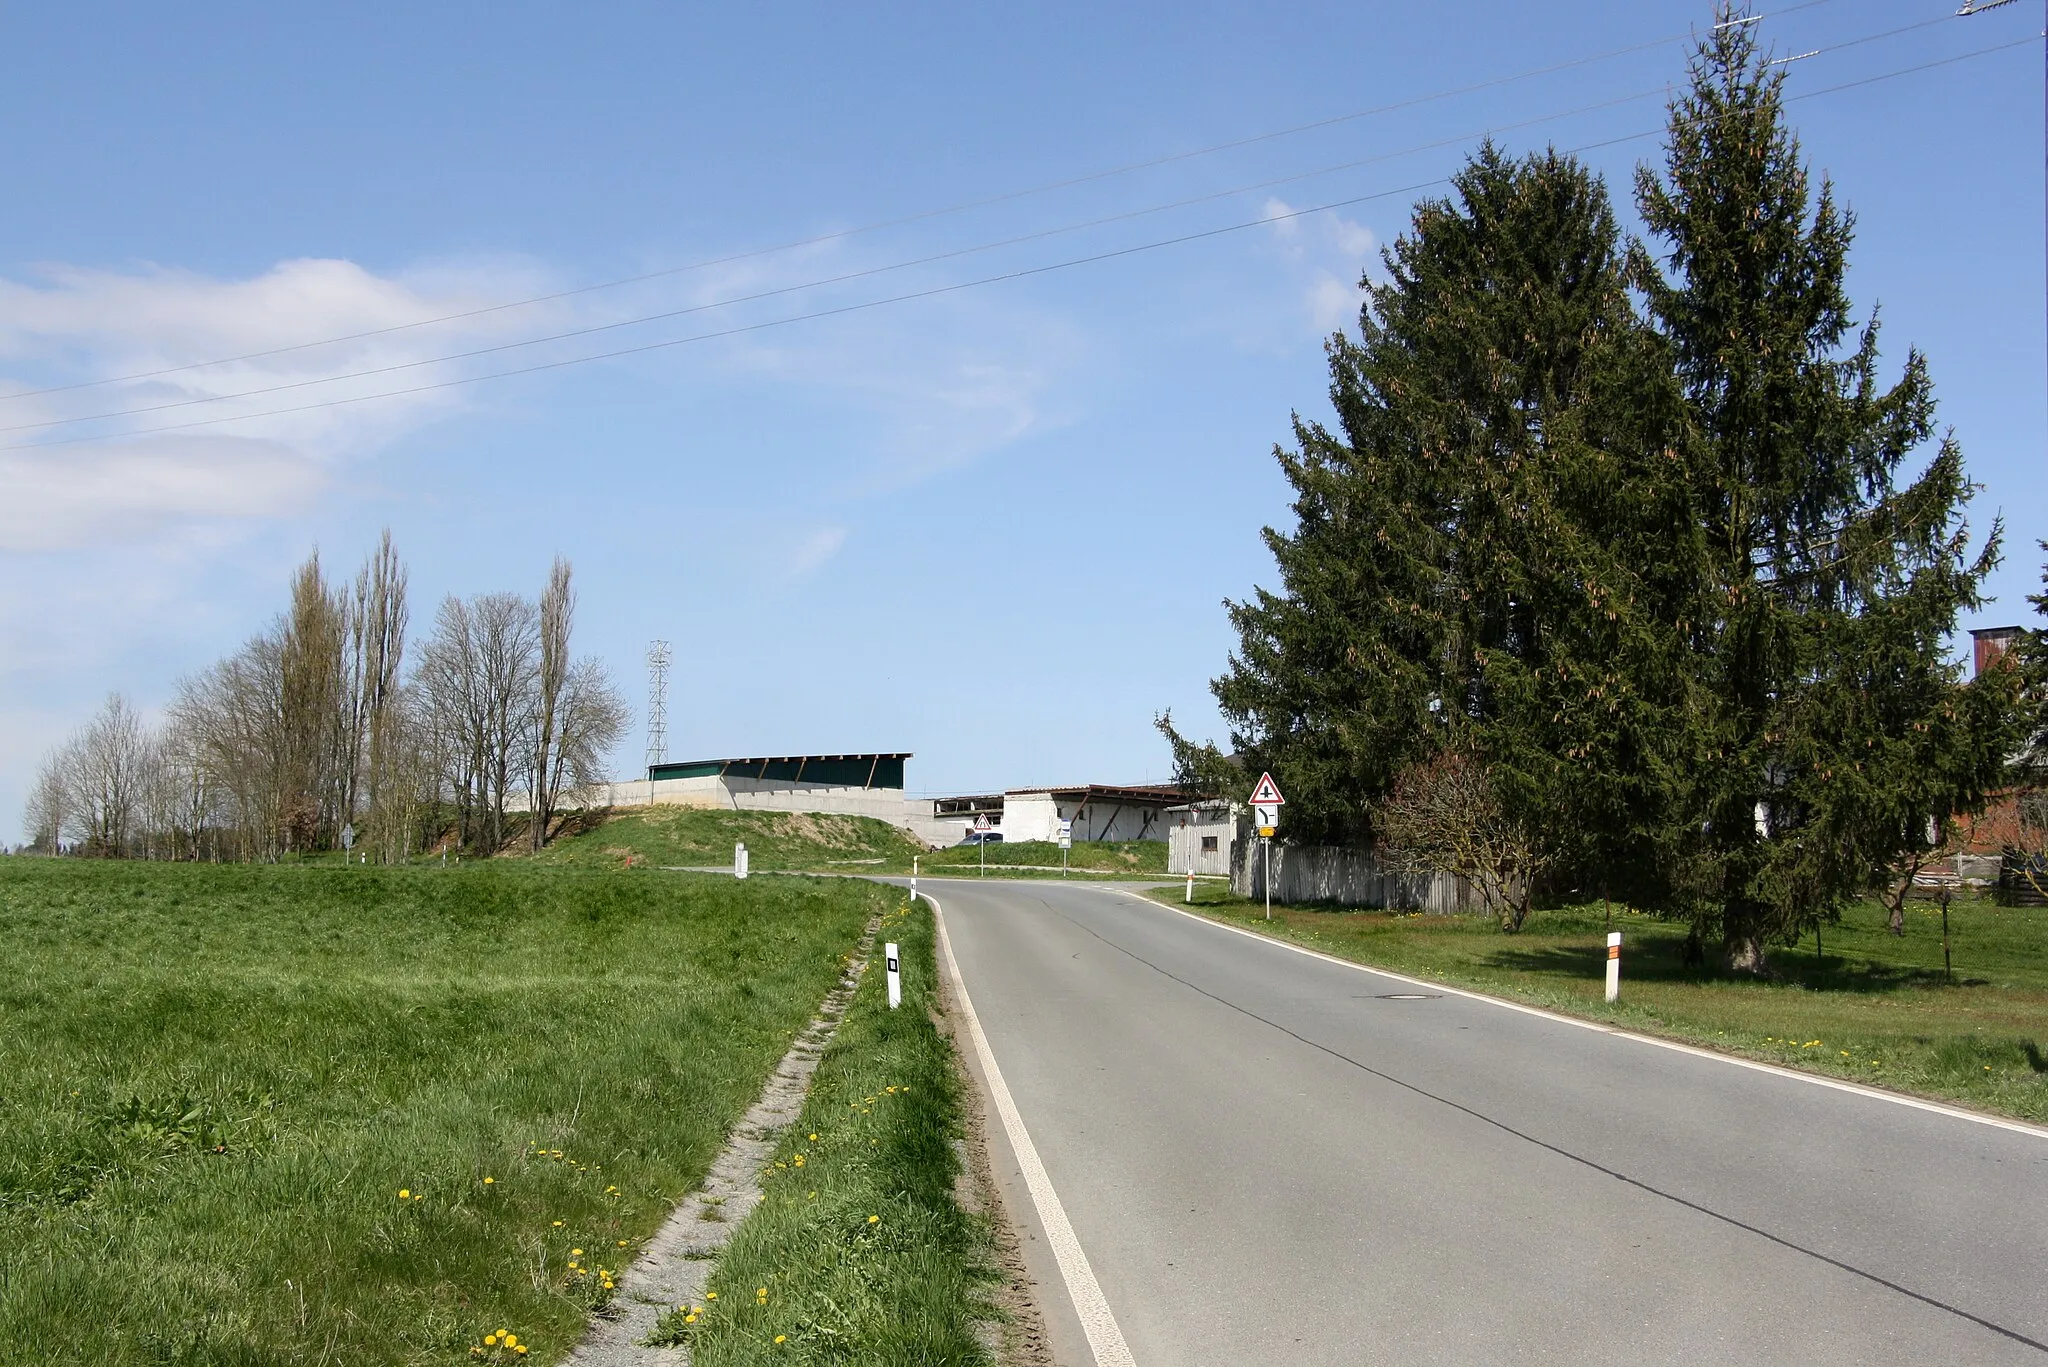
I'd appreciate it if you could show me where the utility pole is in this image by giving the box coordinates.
[645,641,671,774]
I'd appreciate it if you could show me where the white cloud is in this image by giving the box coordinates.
[786,526,849,579]
[0,256,556,549]
[0,437,325,553]
[1256,200,1378,339]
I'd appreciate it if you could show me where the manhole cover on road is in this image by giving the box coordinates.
[1374,992,1440,1000]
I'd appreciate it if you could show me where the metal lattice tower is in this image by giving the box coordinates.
[645,640,672,773]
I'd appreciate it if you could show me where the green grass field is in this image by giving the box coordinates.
[0,857,888,1365]
[650,897,995,1364]
[1154,886,2048,1123]
[915,838,1169,878]
[531,807,927,872]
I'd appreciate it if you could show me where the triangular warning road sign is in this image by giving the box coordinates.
[1250,772,1285,806]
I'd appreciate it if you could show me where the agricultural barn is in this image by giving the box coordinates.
[562,752,914,825]
[999,785,1195,844]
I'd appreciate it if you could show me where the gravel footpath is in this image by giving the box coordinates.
[565,919,877,1367]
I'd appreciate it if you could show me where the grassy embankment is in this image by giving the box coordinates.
[529,806,926,872]
[1153,884,2048,1124]
[0,857,888,1364]
[649,896,996,1364]
[536,806,1173,880]
[915,838,1169,879]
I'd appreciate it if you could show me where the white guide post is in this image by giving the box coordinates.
[885,941,901,1009]
[1605,931,1622,1003]
[735,841,749,880]
[911,854,918,903]
[1185,868,1195,903]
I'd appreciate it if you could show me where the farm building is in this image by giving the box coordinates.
[552,752,922,827]
[997,784,1196,844]
[1166,799,1238,875]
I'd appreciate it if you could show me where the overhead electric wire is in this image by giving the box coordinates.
[0,88,1677,435]
[0,29,2030,456]
[0,0,1851,404]
[0,6,1975,438]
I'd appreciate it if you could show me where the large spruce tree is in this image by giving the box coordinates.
[1633,13,2015,971]
[1185,144,1698,900]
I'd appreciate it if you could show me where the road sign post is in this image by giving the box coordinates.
[974,813,992,878]
[885,942,901,1010]
[1057,820,1072,877]
[1250,773,1285,920]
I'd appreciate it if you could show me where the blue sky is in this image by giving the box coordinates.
[2,0,2042,837]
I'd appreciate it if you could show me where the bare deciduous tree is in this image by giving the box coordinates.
[1376,750,1546,931]
[61,694,148,857]
[24,752,69,854]
[352,531,410,862]
[530,558,574,850]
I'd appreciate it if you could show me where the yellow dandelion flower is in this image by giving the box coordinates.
[707,1291,718,1300]
[485,1333,499,1344]
[571,1248,584,1257]
[807,1133,818,1141]
[503,1334,518,1347]
[552,1220,564,1227]
[756,1287,767,1296]
[685,1313,698,1324]
[776,1335,788,1344]
[807,1191,817,1200]
[868,1214,880,1224]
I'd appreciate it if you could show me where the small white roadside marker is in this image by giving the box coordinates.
[1605,931,1622,1003]
[735,841,750,880]
[1185,869,1195,903]
[885,942,901,1009]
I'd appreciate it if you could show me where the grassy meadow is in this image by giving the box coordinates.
[0,857,888,1365]
[914,838,1169,878]
[529,807,926,872]
[651,897,996,1364]
[1157,887,2048,1124]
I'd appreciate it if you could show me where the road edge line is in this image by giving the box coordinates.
[1116,889,2048,1142]
[928,892,1138,1367]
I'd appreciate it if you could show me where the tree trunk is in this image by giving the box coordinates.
[1724,931,1769,976]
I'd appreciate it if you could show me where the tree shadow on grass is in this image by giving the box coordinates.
[1481,940,1959,995]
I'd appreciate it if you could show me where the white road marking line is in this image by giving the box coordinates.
[928,892,1138,1367]
[1115,889,2048,1142]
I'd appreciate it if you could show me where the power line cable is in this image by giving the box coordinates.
[0,7,1969,437]
[0,31,2029,456]
[0,88,1673,434]
[0,0,1850,403]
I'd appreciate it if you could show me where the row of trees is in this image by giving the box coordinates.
[1164,12,2033,971]
[23,535,627,862]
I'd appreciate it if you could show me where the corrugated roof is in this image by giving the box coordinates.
[1004,783,1201,804]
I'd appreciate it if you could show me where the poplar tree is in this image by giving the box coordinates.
[1184,144,1698,899]
[1633,12,2015,971]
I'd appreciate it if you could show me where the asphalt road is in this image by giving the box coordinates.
[924,877,2048,1366]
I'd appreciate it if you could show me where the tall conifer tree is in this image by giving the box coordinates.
[1633,11,2014,971]
[1184,145,1697,901]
